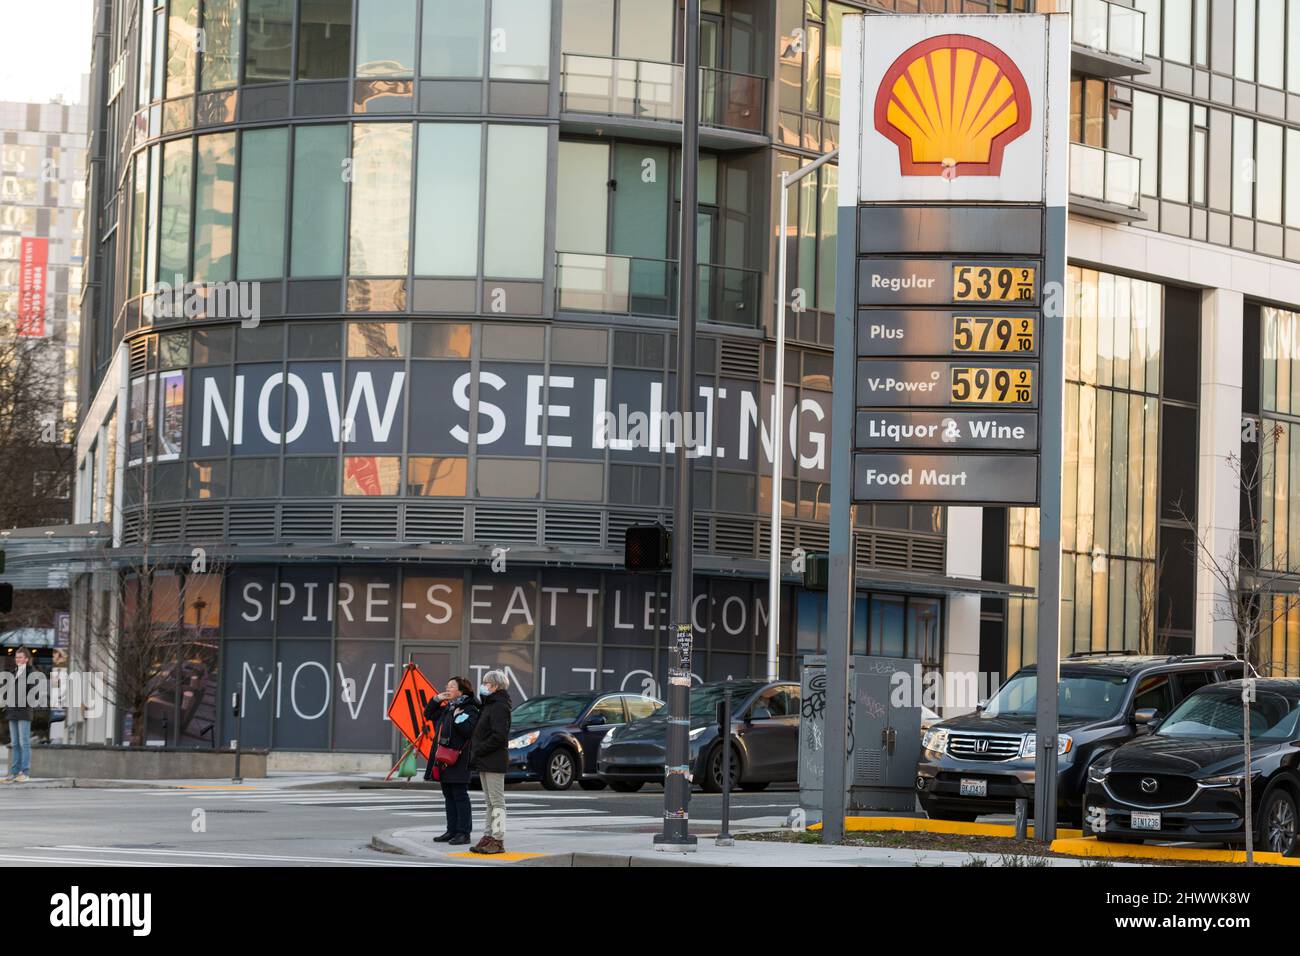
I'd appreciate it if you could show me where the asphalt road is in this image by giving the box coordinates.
[0,781,803,867]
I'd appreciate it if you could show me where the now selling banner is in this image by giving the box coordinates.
[17,236,48,337]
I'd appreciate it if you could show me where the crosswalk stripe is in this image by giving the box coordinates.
[0,852,212,867]
[45,845,445,866]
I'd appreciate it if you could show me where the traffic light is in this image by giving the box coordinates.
[624,524,671,572]
[802,552,830,591]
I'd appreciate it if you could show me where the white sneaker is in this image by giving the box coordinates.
[14,773,28,783]
[1,775,14,784]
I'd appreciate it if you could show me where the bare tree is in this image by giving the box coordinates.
[0,332,74,529]
[1177,421,1291,864]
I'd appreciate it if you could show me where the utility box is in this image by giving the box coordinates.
[798,655,922,819]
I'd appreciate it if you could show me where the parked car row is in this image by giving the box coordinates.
[915,652,1300,856]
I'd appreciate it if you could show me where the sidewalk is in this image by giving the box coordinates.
[372,822,1124,867]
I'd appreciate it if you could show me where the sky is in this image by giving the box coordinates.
[0,0,94,104]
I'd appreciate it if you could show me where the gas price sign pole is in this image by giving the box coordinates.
[824,13,1069,844]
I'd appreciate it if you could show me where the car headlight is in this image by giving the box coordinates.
[1019,733,1072,758]
[689,726,708,740]
[921,728,949,755]
[1201,770,1261,788]
[599,726,618,749]
[507,731,539,750]
[1087,762,1111,784]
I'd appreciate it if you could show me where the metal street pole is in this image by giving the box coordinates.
[655,0,700,852]
[768,149,839,681]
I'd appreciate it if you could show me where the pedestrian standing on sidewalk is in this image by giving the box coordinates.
[4,648,35,783]
[469,670,512,855]
[422,677,479,846]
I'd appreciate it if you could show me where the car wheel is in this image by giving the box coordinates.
[541,748,577,791]
[578,779,606,791]
[609,780,644,793]
[1258,787,1299,857]
[739,781,769,792]
[702,745,741,793]
[926,810,980,823]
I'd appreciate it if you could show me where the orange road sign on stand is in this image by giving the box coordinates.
[388,663,438,759]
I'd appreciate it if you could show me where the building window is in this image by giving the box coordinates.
[415,124,481,276]
[423,0,486,77]
[348,123,412,276]
[483,125,547,279]
[166,0,199,97]
[407,457,468,496]
[489,0,551,80]
[1235,0,1256,81]
[290,124,347,277]
[245,0,293,84]
[343,456,401,495]
[159,139,193,284]
[200,0,242,90]
[194,132,236,282]
[356,0,417,77]
[298,0,353,80]
[237,128,288,280]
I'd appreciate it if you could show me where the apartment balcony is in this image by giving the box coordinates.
[1071,0,1150,78]
[555,252,760,329]
[1068,142,1146,223]
[559,54,768,150]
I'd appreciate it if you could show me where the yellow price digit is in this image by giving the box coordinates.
[950,367,1034,404]
[952,316,1036,353]
[952,265,1037,303]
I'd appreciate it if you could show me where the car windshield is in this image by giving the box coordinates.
[983,672,1129,721]
[655,684,762,718]
[1157,689,1300,740]
[509,695,589,726]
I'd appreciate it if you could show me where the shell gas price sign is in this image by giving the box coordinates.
[838,11,1069,507]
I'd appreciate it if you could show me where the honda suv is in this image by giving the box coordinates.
[915,653,1244,825]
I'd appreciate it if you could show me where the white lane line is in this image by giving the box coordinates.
[0,851,213,867]
[46,844,448,867]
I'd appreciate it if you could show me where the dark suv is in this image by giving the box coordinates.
[915,653,1244,825]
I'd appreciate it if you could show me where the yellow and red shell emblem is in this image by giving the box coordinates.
[874,34,1031,179]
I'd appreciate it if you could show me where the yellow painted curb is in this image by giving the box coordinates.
[446,851,546,862]
[1051,836,1300,866]
[809,815,1083,839]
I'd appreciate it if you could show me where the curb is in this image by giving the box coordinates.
[515,852,724,867]
[1051,836,1300,866]
[812,815,1084,840]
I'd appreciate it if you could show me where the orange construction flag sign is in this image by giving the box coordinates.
[388,663,438,758]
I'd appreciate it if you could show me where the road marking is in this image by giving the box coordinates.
[44,845,448,867]
[0,851,213,867]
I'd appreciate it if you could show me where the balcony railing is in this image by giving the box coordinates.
[556,252,760,328]
[1069,141,1142,211]
[1072,0,1146,63]
[560,54,766,135]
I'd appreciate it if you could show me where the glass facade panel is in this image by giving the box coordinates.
[356,0,417,77]
[556,141,609,255]
[349,123,413,276]
[1233,115,1254,217]
[194,132,236,282]
[200,0,242,90]
[237,128,288,281]
[245,0,293,83]
[291,125,348,277]
[423,0,486,77]
[159,139,192,284]
[483,125,547,279]
[167,0,199,97]
[617,0,674,63]
[415,124,482,276]
[1160,97,1190,204]
[1235,0,1256,80]
[489,0,551,80]
[298,0,353,80]
[560,0,612,56]
[1260,0,1285,87]
[1257,121,1283,224]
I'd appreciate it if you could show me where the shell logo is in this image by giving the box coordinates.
[874,34,1031,180]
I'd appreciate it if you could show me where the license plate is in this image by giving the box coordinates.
[1131,811,1161,830]
[959,778,987,798]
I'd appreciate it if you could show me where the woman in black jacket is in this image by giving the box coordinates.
[422,677,479,845]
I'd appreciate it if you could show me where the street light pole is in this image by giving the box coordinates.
[655,0,701,852]
[767,149,839,681]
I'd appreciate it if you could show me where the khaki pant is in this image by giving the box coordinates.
[480,771,506,840]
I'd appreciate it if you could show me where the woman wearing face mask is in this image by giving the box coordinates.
[469,670,512,855]
[422,676,479,845]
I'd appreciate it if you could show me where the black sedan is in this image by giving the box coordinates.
[503,691,662,790]
[1084,679,1300,856]
[597,679,801,792]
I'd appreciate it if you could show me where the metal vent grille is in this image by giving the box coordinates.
[719,339,761,378]
[473,507,539,544]
[796,524,829,552]
[543,509,602,548]
[129,338,148,377]
[714,517,755,556]
[184,505,225,541]
[693,514,710,552]
[227,505,276,540]
[606,511,663,551]
[403,504,465,542]
[122,511,143,545]
[282,504,336,540]
[853,748,883,785]
[340,504,399,541]
[910,537,946,576]
[870,533,910,569]
[148,507,183,542]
